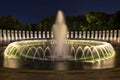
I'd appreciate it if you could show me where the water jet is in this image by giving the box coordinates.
[3,10,116,70]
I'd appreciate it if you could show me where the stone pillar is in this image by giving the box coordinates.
[43,31,45,38]
[51,31,53,38]
[79,31,82,38]
[47,31,49,38]
[34,31,37,39]
[99,31,102,40]
[71,31,73,38]
[87,31,90,39]
[26,31,29,39]
[30,31,33,39]
[22,31,25,39]
[83,31,86,39]
[14,30,18,40]
[106,30,109,40]
[18,31,21,40]
[75,31,77,38]
[39,31,41,38]
[3,30,6,41]
[11,30,14,40]
[94,31,97,39]
[102,30,105,40]
[91,31,94,39]
[114,30,117,41]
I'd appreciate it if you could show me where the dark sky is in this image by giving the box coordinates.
[0,0,120,24]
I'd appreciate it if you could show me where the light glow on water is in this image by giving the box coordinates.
[3,10,116,63]
[4,40,115,62]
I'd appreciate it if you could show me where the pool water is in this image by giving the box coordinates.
[0,41,119,70]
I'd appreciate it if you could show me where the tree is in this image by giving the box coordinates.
[40,16,55,31]
[0,16,20,30]
[86,12,111,30]
[108,10,120,30]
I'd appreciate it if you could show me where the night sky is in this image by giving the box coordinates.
[0,0,120,24]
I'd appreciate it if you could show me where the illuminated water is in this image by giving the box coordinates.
[52,10,68,60]
[0,42,118,70]
[4,10,115,63]
[4,39,115,63]
[1,10,116,70]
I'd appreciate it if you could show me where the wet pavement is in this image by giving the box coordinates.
[0,68,120,80]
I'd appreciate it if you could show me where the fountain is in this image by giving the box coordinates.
[4,10,115,63]
[52,10,69,60]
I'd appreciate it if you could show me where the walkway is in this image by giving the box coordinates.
[0,68,120,80]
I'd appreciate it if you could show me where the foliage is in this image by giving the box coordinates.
[0,16,20,30]
[0,10,120,31]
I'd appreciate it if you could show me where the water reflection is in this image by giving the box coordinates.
[3,56,115,70]
[83,56,115,69]
[1,42,117,70]
[3,58,23,68]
